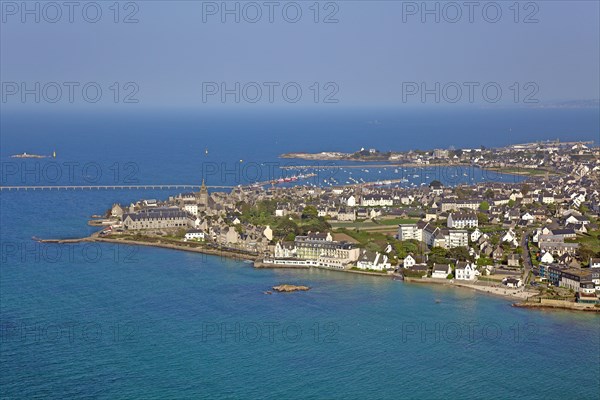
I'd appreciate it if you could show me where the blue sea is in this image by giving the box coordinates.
[1,108,599,399]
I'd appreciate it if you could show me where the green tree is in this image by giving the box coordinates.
[477,212,488,225]
[302,205,319,220]
[477,257,493,266]
[428,247,450,265]
[275,218,299,238]
[447,246,472,262]
[479,201,490,211]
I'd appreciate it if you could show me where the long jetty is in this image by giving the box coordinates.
[0,184,235,191]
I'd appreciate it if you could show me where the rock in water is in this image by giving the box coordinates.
[272,284,310,293]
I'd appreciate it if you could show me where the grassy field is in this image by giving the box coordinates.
[333,228,395,248]
[484,167,557,176]
[377,218,419,225]
[330,218,417,230]
[577,230,600,253]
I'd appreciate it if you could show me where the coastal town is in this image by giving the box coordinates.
[88,141,600,310]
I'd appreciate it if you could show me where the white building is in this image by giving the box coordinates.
[540,252,554,264]
[183,203,198,216]
[432,264,452,279]
[521,212,534,222]
[347,195,356,207]
[263,226,273,241]
[454,262,478,281]
[503,277,523,288]
[446,230,469,248]
[184,229,205,241]
[397,223,422,241]
[403,254,416,269]
[356,251,391,271]
[361,195,393,207]
[471,228,482,242]
[447,212,478,229]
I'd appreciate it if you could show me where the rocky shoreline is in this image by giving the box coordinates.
[36,236,259,261]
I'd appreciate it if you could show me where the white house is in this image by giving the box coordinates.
[540,252,554,264]
[454,262,479,281]
[356,251,391,271]
[184,229,205,241]
[470,228,482,242]
[263,226,273,241]
[521,212,534,222]
[347,195,356,207]
[590,258,600,269]
[502,229,517,243]
[403,254,416,269]
[369,209,382,219]
[431,264,452,279]
[502,277,523,288]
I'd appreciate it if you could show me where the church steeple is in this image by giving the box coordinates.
[198,178,209,210]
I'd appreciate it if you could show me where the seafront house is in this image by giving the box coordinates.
[356,250,391,271]
[184,229,205,241]
[502,277,523,288]
[111,203,124,218]
[403,254,416,269]
[454,262,478,281]
[431,264,452,279]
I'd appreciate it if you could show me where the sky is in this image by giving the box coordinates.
[1,0,599,108]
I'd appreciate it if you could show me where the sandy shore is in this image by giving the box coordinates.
[403,277,538,301]
[454,282,537,300]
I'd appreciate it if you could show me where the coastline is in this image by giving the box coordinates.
[34,236,597,312]
[278,156,556,177]
[512,301,600,313]
[403,276,538,301]
[37,236,259,261]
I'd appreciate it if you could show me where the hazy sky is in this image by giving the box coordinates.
[1,0,599,108]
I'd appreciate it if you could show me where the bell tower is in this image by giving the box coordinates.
[197,179,209,210]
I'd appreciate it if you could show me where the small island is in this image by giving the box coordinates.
[272,284,310,292]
